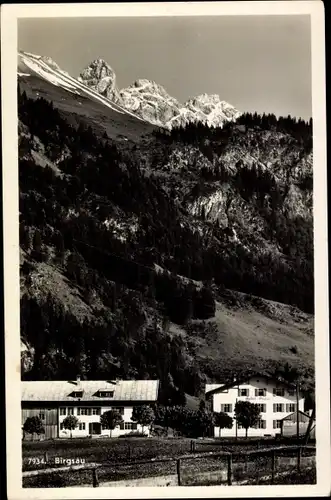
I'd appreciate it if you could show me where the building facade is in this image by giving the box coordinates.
[22,378,159,440]
[205,374,305,438]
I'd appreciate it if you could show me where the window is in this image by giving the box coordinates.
[273,404,284,413]
[113,407,125,415]
[79,423,85,430]
[273,420,282,429]
[124,422,138,430]
[71,391,83,398]
[257,404,266,413]
[99,391,114,398]
[67,408,74,415]
[254,419,266,429]
[39,413,45,420]
[120,422,125,430]
[238,388,249,397]
[286,404,296,413]
[92,408,101,415]
[287,388,295,396]
[255,388,267,397]
[220,404,232,413]
[60,408,66,416]
[273,388,285,397]
[60,423,64,430]
[78,408,92,416]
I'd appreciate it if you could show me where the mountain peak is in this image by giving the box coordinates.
[79,58,120,102]
[78,58,241,128]
[79,58,116,82]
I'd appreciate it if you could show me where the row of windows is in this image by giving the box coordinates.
[69,391,114,398]
[274,404,296,413]
[60,422,138,431]
[101,422,137,430]
[60,422,86,430]
[60,407,125,416]
[236,420,284,430]
[219,403,296,413]
[70,391,115,398]
[237,420,267,429]
[237,388,295,397]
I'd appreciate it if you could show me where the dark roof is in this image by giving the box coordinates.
[205,372,298,397]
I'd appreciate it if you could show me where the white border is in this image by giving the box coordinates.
[2,2,329,499]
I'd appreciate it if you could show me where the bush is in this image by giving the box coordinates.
[118,432,148,438]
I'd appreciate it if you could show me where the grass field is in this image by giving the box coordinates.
[22,437,192,471]
[22,437,316,488]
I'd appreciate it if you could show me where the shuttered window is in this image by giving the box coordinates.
[257,404,266,413]
[273,404,284,412]
[254,419,266,429]
[286,404,296,412]
[220,404,232,413]
[273,388,285,396]
[112,407,125,415]
[255,388,267,397]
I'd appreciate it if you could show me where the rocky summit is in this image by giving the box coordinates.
[79,58,241,128]
[78,58,122,103]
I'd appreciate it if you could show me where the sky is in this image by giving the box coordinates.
[18,15,312,120]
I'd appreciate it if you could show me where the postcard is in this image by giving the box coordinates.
[2,1,329,498]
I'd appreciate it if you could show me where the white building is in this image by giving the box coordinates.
[22,378,159,439]
[205,374,304,438]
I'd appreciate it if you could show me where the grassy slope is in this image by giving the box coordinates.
[170,293,313,379]
[18,75,155,142]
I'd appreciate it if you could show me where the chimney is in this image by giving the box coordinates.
[76,375,81,384]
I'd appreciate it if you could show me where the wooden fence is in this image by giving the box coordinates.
[23,444,315,487]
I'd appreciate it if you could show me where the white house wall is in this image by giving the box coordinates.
[58,406,149,438]
[210,376,304,438]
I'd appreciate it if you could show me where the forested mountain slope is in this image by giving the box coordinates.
[18,84,314,401]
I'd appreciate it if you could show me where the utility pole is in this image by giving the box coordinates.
[296,382,300,442]
[304,407,316,445]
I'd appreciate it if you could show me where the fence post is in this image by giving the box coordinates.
[244,454,248,472]
[227,454,232,486]
[271,450,275,484]
[177,458,181,486]
[92,468,99,487]
[128,444,131,461]
[190,440,193,452]
[44,451,48,463]
[297,446,302,472]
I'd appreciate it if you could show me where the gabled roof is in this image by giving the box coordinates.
[205,373,299,397]
[281,410,314,422]
[21,380,159,403]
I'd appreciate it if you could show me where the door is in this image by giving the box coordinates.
[89,422,101,435]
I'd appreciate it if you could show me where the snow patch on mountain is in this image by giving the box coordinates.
[18,52,147,122]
